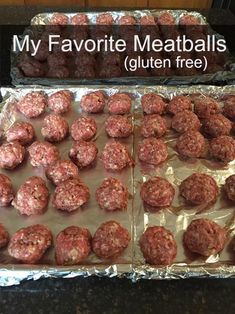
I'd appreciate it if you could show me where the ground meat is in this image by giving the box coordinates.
[183,219,226,256]
[171,111,201,133]
[139,226,177,265]
[204,113,233,137]
[30,41,49,62]
[6,121,35,145]
[158,12,176,25]
[71,13,89,25]
[0,142,25,170]
[101,141,134,171]
[80,91,106,113]
[41,114,69,142]
[74,52,96,67]
[48,90,73,114]
[71,117,97,141]
[55,226,91,265]
[194,96,221,118]
[46,159,79,186]
[0,174,14,207]
[107,93,132,115]
[176,131,206,158]
[223,96,235,120]
[141,93,167,115]
[53,178,90,212]
[92,221,130,259]
[69,140,98,168]
[46,66,69,78]
[98,65,122,78]
[140,114,167,138]
[0,224,9,248]
[96,177,128,211]
[209,135,235,162]
[28,141,60,167]
[179,14,200,26]
[224,175,235,201]
[140,177,175,208]
[118,15,136,25]
[140,15,156,25]
[50,13,68,25]
[96,13,114,25]
[18,55,45,77]
[167,95,192,115]
[47,52,67,67]
[138,138,168,165]
[105,115,132,138]
[8,224,52,264]
[74,66,96,79]
[12,176,49,216]
[17,91,47,118]
[180,173,218,205]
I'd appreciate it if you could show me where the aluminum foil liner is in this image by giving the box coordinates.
[0,84,235,286]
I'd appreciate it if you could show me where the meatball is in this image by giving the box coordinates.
[167,95,192,115]
[98,65,122,78]
[31,41,49,62]
[0,224,9,248]
[71,13,89,25]
[71,117,97,141]
[176,131,206,158]
[46,66,69,78]
[183,219,226,256]
[105,115,132,138]
[140,177,175,208]
[180,173,218,205]
[141,93,166,115]
[179,14,200,26]
[101,142,134,171]
[55,226,91,265]
[138,138,168,165]
[158,12,176,25]
[92,221,130,259]
[46,159,79,186]
[12,176,49,216]
[53,178,90,212]
[118,15,136,25]
[223,96,235,120]
[194,96,221,118]
[6,121,35,145]
[0,142,25,170]
[96,13,114,25]
[139,226,177,265]
[140,15,156,25]
[41,114,69,142]
[69,140,98,168]
[18,55,45,77]
[209,135,235,162]
[74,66,96,79]
[74,52,96,67]
[48,90,73,114]
[203,114,232,137]
[80,91,106,113]
[107,93,132,115]
[50,13,68,25]
[224,175,235,201]
[96,177,128,211]
[171,111,201,134]
[140,114,167,138]
[8,224,52,264]
[0,174,14,207]
[17,91,47,118]
[28,141,60,167]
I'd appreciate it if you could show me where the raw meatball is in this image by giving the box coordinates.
[223,96,235,120]
[69,140,98,168]
[17,91,47,118]
[171,111,201,134]
[96,177,128,211]
[46,66,69,78]
[101,142,134,171]
[48,90,73,114]
[18,55,45,77]
[180,173,218,205]
[140,114,167,138]
[118,15,136,25]
[80,91,106,113]
[0,142,25,170]
[209,135,235,162]
[0,224,9,248]
[6,121,35,145]
[176,131,206,158]
[194,96,221,118]
[74,66,96,79]
[8,224,52,264]
[28,141,60,167]
[204,114,232,137]
[74,52,96,67]
[96,13,114,25]
[98,65,122,78]
[158,12,176,25]
[167,95,192,115]
[92,221,130,259]
[46,159,79,186]
[179,14,200,26]
[53,178,90,212]
[71,117,97,141]
[224,175,235,201]
[107,93,132,115]
[140,15,156,25]
[47,53,67,67]
[12,176,49,216]
[138,138,168,165]
[71,13,89,25]
[50,13,68,25]
[183,219,226,256]
[140,177,175,207]
[55,226,91,265]
[41,114,69,142]
[141,93,166,115]
[0,174,14,207]
[105,115,132,138]
[139,226,177,265]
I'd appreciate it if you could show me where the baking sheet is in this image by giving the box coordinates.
[0,84,235,286]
